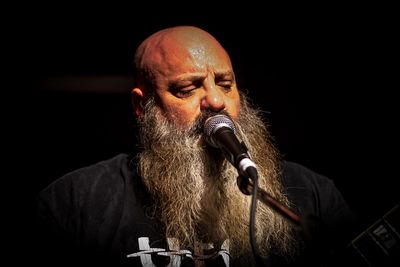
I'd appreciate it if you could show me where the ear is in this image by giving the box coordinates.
[131,87,145,118]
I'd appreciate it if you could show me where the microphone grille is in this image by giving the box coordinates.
[203,114,236,137]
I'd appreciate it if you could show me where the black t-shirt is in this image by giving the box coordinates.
[31,154,355,266]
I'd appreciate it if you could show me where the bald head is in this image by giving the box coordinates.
[134,26,231,89]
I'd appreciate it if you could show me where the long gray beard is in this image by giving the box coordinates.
[136,94,298,261]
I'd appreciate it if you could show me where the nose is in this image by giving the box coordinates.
[200,85,226,112]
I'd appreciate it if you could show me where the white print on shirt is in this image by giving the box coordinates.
[127,237,230,267]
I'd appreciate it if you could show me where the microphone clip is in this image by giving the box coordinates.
[237,174,254,196]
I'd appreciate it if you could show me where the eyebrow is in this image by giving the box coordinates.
[168,70,234,88]
[215,71,234,80]
[168,73,207,88]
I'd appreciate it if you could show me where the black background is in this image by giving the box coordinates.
[8,3,398,243]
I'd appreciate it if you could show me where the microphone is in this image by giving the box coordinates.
[203,114,257,176]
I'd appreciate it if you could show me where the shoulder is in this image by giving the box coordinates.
[31,154,141,263]
[280,161,335,190]
[44,153,132,190]
[279,161,354,225]
[36,153,136,210]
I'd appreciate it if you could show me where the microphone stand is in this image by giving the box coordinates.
[237,175,301,227]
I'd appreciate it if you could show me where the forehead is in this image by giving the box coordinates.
[147,32,233,78]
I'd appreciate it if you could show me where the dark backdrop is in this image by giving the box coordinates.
[10,4,398,243]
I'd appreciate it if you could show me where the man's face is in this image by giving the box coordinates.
[147,36,241,128]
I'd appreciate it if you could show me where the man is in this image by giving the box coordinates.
[33,26,355,266]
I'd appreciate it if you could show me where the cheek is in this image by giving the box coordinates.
[226,93,241,120]
[164,100,200,127]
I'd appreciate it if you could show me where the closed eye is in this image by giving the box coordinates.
[172,84,198,98]
[171,80,203,98]
[217,80,233,91]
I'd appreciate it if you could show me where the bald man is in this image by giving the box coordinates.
[32,26,355,267]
